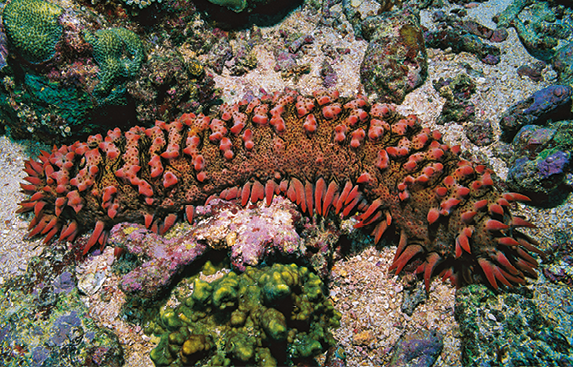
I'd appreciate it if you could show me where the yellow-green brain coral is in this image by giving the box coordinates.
[149,263,340,366]
[2,0,63,64]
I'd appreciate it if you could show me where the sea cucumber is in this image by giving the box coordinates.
[18,88,545,290]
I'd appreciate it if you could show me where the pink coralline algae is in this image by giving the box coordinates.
[109,197,304,299]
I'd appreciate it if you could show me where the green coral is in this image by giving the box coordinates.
[2,0,63,64]
[149,263,340,366]
[84,27,144,100]
[208,0,248,12]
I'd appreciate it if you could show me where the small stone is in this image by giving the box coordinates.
[77,271,106,296]
[353,330,375,346]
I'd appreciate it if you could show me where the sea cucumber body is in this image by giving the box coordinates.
[19,89,543,289]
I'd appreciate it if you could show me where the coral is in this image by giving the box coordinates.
[499,85,573,142]
[148,263,340,366]
[455,284,573,366]
[2,0,63,64]
[83,27,144,101]
[205,0,282,14]
[0,25,8,71]
[208,0,248,12]
[0,72,99,143]
[107,197,303,299]
[360,8,428,104]
[19,88,545,290]
[121,0,160,9]
[0,244,123,366]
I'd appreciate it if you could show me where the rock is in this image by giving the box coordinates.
[425,11,501,65]
[433,73,476,124]
[401,285,427,316]
[505,120,573,206]
[77,270,106,296]
[465,119,494,146]
[543,241,573,286]
[494,0,571,61]
[388,329,443,367]
[553,42,573,86]
[324,345,347,367]
[510,124,556,158]
[110,197,305,299]
[455,284,573,366]
[499,85,573,142]
[507,150,570,205]
[360,8,428,104]
[517,61,545,82]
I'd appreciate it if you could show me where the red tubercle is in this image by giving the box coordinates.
[270,116,286,132]
[334,124,347,143]
[163,171,178,188]
[196,172,207,182]
[322,104,342,120]
[303,114,317,133]
[368,125,384,141]
[350,128,365,148]
[391,121,408,135]
[375,150,389,170]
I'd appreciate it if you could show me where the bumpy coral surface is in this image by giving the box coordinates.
[2,0,63,64]
[149,263,340,366]
[84,27,144,99]
[19,89,545,289]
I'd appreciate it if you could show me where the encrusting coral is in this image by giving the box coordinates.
[18,88,545,290]
[148,263,340,366]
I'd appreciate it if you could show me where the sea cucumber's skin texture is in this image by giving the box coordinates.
[19,89,544,289]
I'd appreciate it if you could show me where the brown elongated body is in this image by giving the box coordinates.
[19,89,544,289]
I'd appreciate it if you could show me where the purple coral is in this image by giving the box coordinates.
[111,197,304,299]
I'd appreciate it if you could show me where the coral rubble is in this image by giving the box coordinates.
[108,197,304,299]
[0,245,123,366]
[456,284,573,366]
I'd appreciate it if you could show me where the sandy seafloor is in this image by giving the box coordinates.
[1,0,573,366]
